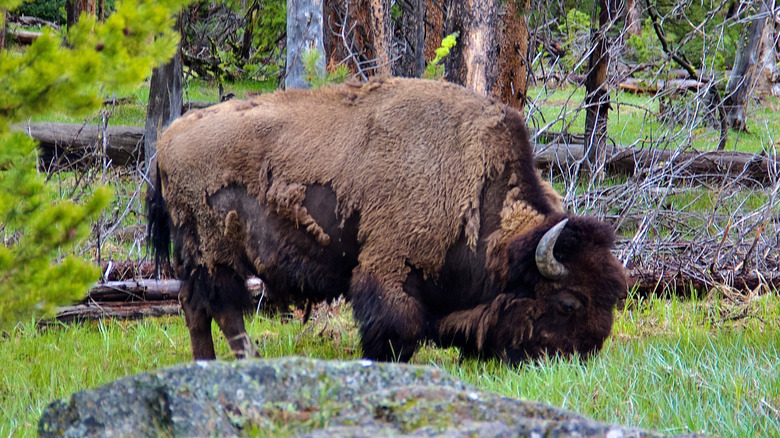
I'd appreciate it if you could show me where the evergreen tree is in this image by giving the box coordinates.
[0,0,191,328]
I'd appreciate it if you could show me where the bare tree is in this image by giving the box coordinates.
[584,0,615,172]
[724,0,773,131]
[286,0,325,89]
[1,9,7,50]
[444,0,500,96]
[497,0,531,110]
[144,21,183,170]
[393,0,427,77]
[66,0,96,28]
[368,0,392,75]
[624,0,641,36]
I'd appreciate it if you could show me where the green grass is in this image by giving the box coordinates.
[2,292,778,437]
[528,85,780,154]
[27,78,278,127]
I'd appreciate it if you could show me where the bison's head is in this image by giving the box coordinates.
[438,215,627,364]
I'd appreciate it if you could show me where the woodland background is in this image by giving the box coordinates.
[1,1,779,436]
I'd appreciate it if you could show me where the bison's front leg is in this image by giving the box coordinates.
[181,265,259,360]
[349,270,425,362]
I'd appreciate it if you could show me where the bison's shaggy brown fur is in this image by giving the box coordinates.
[149,77,627,363]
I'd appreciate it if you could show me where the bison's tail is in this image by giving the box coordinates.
[146,161,171,279]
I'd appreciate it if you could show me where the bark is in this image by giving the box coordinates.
[66,0,96,28]
[7,29,42,45]
[618,78,705,94]
[52,302,182,323]
[16,122,144,170]
[424,0,445,62]
[393,0,426,77]
[584,0,611,172]
[48,279,266,323]
[324,0,370,79]
[144,40,183,169]
[368,0,392,75]
[535,142,779,185]
[724,0,772,131]
[445,0,500,96]
[497,0,529,110]
[85,279,182,302]
[286,0,325,89]
[241,0,260,61]
[755,8,780,96]
[1,9,6,50]
[624,0,641,36]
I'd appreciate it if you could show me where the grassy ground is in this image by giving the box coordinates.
[1,291,778,437]
[528,85,780,154]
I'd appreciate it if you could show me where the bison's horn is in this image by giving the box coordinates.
[535,219,569,280]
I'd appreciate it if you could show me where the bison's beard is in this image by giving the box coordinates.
[433,294,613,365]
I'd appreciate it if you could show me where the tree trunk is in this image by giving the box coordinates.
[445,0,500,96]
[368,0,392,75]
[624,0,641,36]
[584,0,611,172]
[66,0,96,28]
[424,0,446,62]
[286,0,325,88]
[393,0,426,77]
[497,0,529,110]
[725,0,771,131]
[755,8,779,96]
[144,40,183,169]
[1,9,6,50]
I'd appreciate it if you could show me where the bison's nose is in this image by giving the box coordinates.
[557,295,582,315]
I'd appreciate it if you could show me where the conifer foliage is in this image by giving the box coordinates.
[0,0,191,328]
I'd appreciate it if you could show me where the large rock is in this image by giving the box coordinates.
[39,357,703,437]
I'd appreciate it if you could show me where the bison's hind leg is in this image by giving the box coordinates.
[180,265,259,360]
[349,271,425,363]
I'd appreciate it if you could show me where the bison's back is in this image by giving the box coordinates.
[157,78,523,286]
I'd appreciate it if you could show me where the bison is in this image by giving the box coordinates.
[147,77,627,364]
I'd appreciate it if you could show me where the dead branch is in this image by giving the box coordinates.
[47,278,267,323]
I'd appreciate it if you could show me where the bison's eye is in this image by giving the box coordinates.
[556,293,583,315]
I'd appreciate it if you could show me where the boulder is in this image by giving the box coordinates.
[39,357,704,437]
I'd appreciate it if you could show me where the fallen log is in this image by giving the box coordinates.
[15,122,144,170]
[8,29,42,44]
[52,302,182,324]
[618,78,706,94]
[84,279,181,303]
[535,142,779,185]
